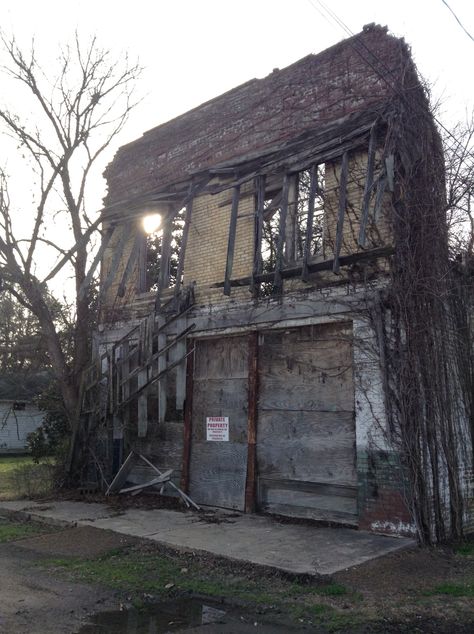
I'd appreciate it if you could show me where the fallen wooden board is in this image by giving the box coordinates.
[119,469,173,494]
[105,451,138,495]
[139,453,201,510]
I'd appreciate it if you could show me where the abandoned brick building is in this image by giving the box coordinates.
[84,24,473,543]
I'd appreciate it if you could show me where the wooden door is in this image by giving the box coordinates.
[189,335,249,510]
[257,322,357,524]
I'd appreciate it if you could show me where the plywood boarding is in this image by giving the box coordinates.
[189,335,249,510]
[257,322,357,524]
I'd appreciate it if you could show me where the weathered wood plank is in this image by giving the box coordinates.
[358,124,377,247]
[193,337,249,380]
[101,221,133,301]
[333,151,348,273]
[301,164,317,282]
[174,198,193,301]
[181,341,194,493]
[273,173,290,293]
[192,379,248,442]
[189,442,248,510]
[223,185,241,296]
[251,175,266,297]
[189,335,249,510]
[245,332,258,513]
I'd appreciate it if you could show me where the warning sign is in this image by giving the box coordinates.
[206,416,229,442]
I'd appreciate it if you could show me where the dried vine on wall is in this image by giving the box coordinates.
[377,68,473,544]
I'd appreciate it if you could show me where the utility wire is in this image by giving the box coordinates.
[306,0,474,165]
[441,0,474,43]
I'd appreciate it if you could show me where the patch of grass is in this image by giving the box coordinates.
[44,547,357,627]
[0,518,47,542]
[0,455,54,499]
[427,582,474,597]
[455,542,474,557]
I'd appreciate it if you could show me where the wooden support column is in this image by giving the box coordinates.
[181,340,195,493]
[223,185,241,296]
[174,198,193,302]
[117,229,143,297]
[333,152,349,274]
[175,316,187,411]
[273,173,290,293]
[157,315,167,423]
[301,164,317,282]
[155,209,173,309]
[358,124,377,247]
[251,175,266,297]
[284,174,298,262]
[137,320,149,438]
[100,221,132,301]
[245,331,259,513]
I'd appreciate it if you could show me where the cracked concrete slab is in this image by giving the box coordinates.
[0,499,415,576]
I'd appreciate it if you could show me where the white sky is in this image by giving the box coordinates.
[1,0,473,290]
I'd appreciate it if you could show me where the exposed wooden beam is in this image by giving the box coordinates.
[156,211,173,308]
[117,229,143,297]
[174,198,193,302]
[273,173,290,293]
[358,124,377,247]
[100,221,133,301]
[251,175,266,297]
[211,246,394,288]
[223,185,241,296]
[244,331,259,513]
[301,164,317,282]
[181,340,195,494]
[333,151,349,274]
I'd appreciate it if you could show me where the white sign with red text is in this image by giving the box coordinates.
[206,416,229,441]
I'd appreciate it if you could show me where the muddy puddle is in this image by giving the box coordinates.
[76,598,300,633]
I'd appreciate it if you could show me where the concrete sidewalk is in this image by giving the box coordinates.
[0,499,414,576]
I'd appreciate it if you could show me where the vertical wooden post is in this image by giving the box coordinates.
[284,174,298,262]
[175,316,187,411]
[358,124,377,247]
[245,331,259,513]
[181,340,195,493]
[302,164,317,282]
[273,173,290,293]
[223,185,241,296]
[174,198,193,303]
[157,315,167,423]
[251,175,266,297]
[333,151,349,274]
[137,320,149,438]
[155,208,173,309]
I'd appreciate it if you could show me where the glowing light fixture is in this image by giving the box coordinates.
[142,213,162,234]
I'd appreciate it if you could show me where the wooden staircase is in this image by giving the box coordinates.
[80,284,196,482]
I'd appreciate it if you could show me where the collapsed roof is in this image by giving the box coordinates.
[103,24,414,214]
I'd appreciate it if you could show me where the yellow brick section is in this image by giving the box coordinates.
[183,182,254,303]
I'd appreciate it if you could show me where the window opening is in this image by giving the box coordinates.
[258,165,325,295]
[295,166,325,260]
[145,207,185,292]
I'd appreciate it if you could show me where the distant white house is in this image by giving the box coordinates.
[0,373,49,454]
[0,399,45,453]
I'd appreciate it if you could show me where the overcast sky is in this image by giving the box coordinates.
[4,0,473,149]
[1,0,473,290]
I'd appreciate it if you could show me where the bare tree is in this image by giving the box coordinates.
[0,33,141,472]
[444,114,474,255]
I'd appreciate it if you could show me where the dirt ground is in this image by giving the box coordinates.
[1,514,473,634]
[0,533,121,634]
